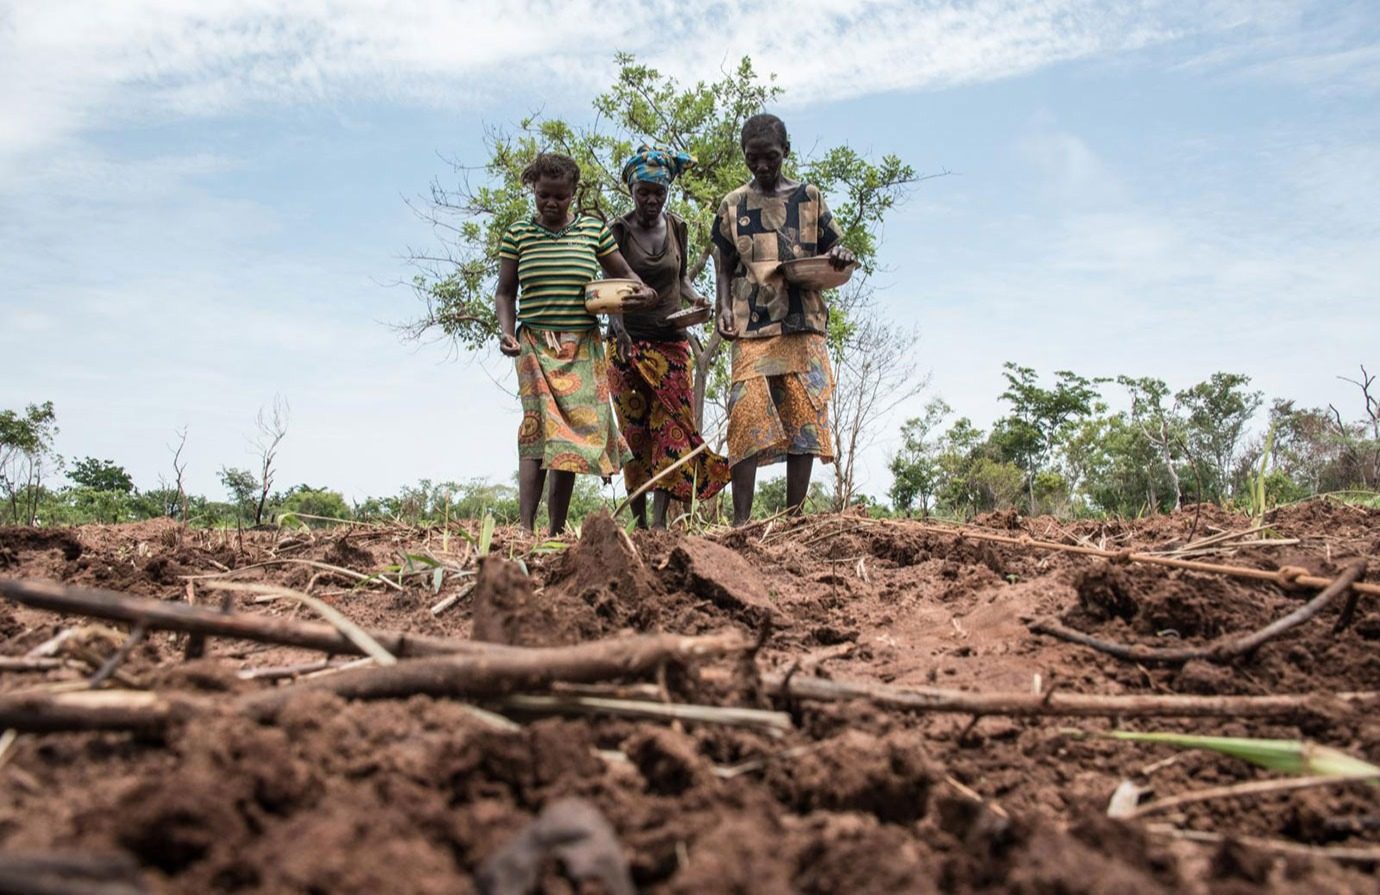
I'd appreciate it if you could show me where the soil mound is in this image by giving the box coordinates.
[3,503,1380,892]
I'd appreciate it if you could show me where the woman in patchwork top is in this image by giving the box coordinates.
[606,145,730,529]
[711,114,856,525]
[495,152,655,535]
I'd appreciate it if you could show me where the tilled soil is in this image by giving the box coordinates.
[2,502,1379,893]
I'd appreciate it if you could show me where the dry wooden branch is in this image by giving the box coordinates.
[0,632,753,732]
[756,670,1380,719]
[0,850,148,895]
[200,582,398,666]
[905,520,1380,598]
[0,690,205,733]
[184,556,405,592]
[1,578,511,660]
[86,622,147,688]
[612,442,710,519]
[241,630,752,719]
[430,582,476,616]
[0,657,68,673]
[1029,560,1368,666]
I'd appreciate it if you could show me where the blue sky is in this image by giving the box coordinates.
[2,1,1376,505]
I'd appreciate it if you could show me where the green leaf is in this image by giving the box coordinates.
[478,513,495,557]
[1070,729,1380,778]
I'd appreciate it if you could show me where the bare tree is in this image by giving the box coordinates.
[253,396,289,526]
[168,427,189,524]
[1330,364,1380,489]
[826,292,929,511]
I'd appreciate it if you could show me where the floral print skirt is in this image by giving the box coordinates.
[516,327,628,476]
[606,337,730,501]
[726,332,835,467]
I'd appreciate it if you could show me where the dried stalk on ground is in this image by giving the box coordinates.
[0,632,752,732]
[1,578,507,659]
[0,850,148,895]
[494,694,791,735]
[1130,773,1379,819]
[1029,560,1367,665]
[241,631,752,719]
[754,670,1380,719]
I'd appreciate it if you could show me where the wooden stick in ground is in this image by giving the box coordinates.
[0,578,513,660]
[612,441,710,518]
[755,670,1380,719]
[240,631,752,719]
[1028,560,1368,666]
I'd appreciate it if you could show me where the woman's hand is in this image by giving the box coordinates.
[609,317,633,363]
[623,282,658,312]
[716,305,738,341]
[825,244,857,270]
[499,331,521,357]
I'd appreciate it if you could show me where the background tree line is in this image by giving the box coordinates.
[4,363,1373,531]
[887,363,1380,519]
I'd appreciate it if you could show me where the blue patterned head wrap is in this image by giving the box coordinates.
[620,144,696,188]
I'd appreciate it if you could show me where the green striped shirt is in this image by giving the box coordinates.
[499,215,617,331]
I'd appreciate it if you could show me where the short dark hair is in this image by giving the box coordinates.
[521,153,580,187]
[741,113,789,149]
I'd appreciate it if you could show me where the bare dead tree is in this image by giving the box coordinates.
[168,426,189,524]
[1329,364,1380,489]
[826,289,929,511]
[1340,364,1379,439]
[253,396,289,526]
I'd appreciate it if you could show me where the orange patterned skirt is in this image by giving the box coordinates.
[515,327,628,476]
[726,332,835,467]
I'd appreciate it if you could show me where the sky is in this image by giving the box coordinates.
[2,0,1377,506]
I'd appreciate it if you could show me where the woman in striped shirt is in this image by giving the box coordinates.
[495,153,654,534]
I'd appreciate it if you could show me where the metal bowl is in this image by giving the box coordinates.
[667,305,713,328]
[583,278,641,314]
[778,257,858,290]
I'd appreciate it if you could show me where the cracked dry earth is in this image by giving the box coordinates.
[1,500,1379,893]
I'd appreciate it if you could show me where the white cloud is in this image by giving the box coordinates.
[2,0,1337,180]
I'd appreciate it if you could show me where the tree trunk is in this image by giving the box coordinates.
[693,330,724,431]
[1156,420,1182,511]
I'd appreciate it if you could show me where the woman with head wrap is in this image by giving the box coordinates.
[711,114,857,525]
[606,145,730,529]
[495,152,655,535]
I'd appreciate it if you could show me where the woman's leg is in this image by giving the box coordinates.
[731,459,756,526]
[651,490,671,529]
[630,493,649,530]
[518,458,547,532]
[547,469,577,535]
[786,453,814,515]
